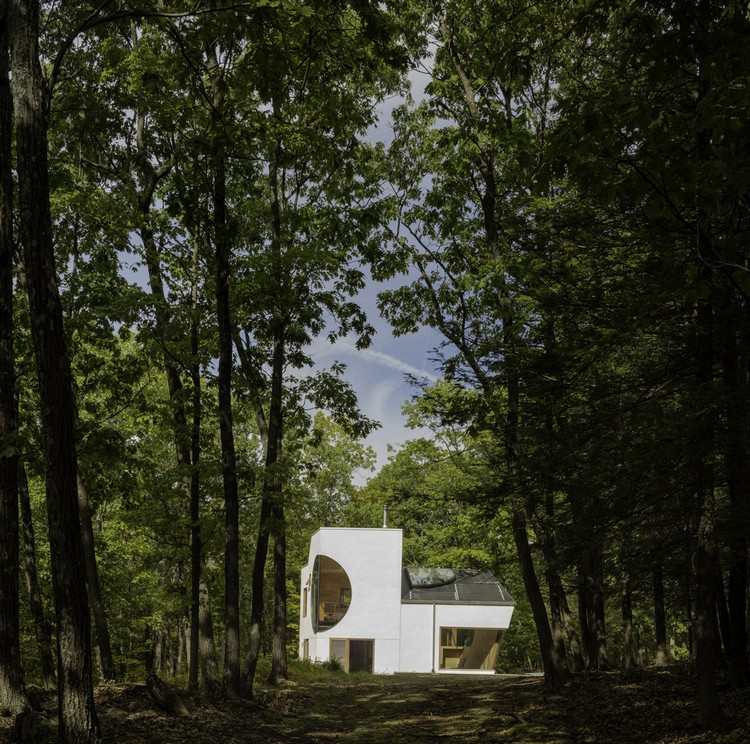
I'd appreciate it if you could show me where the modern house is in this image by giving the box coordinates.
[298,526,514,674]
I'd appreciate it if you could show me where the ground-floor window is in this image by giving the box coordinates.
[303,639,309,661]
[329,638,374,673]
[439,627,502,670]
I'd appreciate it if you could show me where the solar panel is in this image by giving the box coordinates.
[408,584,457,601]
[456,583,504,602]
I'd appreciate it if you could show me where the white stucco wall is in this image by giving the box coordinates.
[434,603,514,631]
[399,603,434,672]
[298,528,403,673]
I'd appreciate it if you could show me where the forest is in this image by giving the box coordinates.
[1,1,750,742]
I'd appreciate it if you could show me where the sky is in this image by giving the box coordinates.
[306,68,440,483]
[120,68,439,485]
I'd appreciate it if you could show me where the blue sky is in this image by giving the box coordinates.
[308,68,442,482]
[307,281,442,484]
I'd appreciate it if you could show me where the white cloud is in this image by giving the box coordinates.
[314,336,440,383]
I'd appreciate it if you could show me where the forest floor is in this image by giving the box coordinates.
[1,664,748,743]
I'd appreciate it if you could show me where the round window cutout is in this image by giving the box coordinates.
[311,555,352,633]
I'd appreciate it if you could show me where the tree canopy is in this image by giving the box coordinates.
[1,1,750,741]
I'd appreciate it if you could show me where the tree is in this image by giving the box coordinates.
[0,0,29,717]
[372,0,571,688]
[9,0,100,739]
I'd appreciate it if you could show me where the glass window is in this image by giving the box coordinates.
[439,627,502,670]
[330,639,347,668]
[303,587,308,618]
[311,555,352,632]
[303,639,309,661]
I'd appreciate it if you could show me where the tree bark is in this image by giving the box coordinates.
[268,508,288,685]
[715,568,732,660]
[693,509,722,725]
[591,544,609,669]
[245,331,284,692]
[541,532,578,673]
[691,3,723,724]
[722,305,749,685]
[18,465,55,688]
[621,575,638,671]
[198,577,218,686]
[245,372,279,688]
[244,499,271,693]
[266,132,288,686]
[577,555,595,670]
[0,5,28,712]
[76,474,115,681]
[188,243,201,691]
[512,508,565,688]
[653,563,669,666]
[691,290,722,725]
[545,566,570,673]
[176,620,186,677]
[9,1,100,739]
[212,126,241,697]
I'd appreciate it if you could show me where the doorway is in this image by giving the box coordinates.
[348,640,374,673]
[329,638,374,672]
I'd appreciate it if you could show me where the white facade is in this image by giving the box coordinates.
[298,527,514,675]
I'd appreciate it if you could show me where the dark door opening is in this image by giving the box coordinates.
[348,639,374,673]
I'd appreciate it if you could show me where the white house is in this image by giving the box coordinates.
[298,526,514,674]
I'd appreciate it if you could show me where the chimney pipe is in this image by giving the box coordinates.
[382,505,388,529]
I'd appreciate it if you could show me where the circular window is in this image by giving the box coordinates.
[311,555,352,633]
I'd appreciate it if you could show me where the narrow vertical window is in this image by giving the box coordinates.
[303,587,308,618]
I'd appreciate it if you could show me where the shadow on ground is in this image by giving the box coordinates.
[1,667,748,743]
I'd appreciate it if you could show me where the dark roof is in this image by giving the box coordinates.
[401,566,514,606]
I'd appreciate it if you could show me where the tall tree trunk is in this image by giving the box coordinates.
[691,3,722,724]
[693,508,722,725]
[9,2,100,739]
[691,292,722,726]
[268,507,287,685]
[621,575,638,671]
[541,533,577,673]
[18,465,55,688]
[267,132,288,686]
[685,566,695,661]
[512,508,565,688]
[722,305,749,685]
[502,215,565,690]
[0,6,28,712]
[715,568,732,660]
[653,562,669,666]
[244,331,284,692]
[592,544,608,669]
[76,474,115,681]
[213,129,241,697]
[244,499,271,693]
[577,555,595,670]
[188,244,201,691]
[540,329,581,673]
[177,620,186,677]
[154,633,163,675]
[198,577,218,686]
